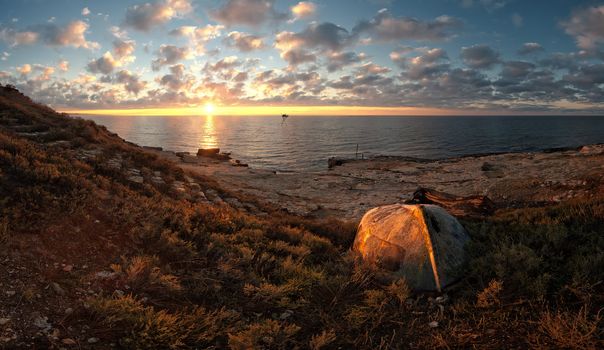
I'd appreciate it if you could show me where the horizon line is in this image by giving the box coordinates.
[59,105,604,117]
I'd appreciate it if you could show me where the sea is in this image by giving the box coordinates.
[85,115,604,171]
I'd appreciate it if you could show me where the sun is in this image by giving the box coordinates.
[204,102,215,114]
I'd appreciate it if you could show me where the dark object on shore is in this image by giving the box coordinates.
[328,157,347,168]
[197,148,220,157]
[405,187,495,217]
[143,146,163,151]
[230,159,249,167]
[354,204,469,292]
[197,148,231,160]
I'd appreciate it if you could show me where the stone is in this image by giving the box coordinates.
[87,337,99,344]
[127,175,144,184]
[197,148,220,157]
[0,318,9,326]
[62,338,77,345]
[353,204,469,292]
[51,282,66,296]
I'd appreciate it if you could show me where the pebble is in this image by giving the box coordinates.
[428,321,439,328]
[62,338,77,345]
[87,337,99,344]
[0,318,9,326]
[62,265,73,272]
[51,282,66,296]
[6,291,15,297]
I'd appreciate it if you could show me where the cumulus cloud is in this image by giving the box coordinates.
[124,0,192,31]
[290,2,317,21]
[16,64,32,75]
[170,25,224,53]
[116,70,146,94]
[0,28,39,46]
[113,39,136,59]
[326,51,365,72]
[518,42,544,55]
[58,60,70,72]
[500,61,535,79]
[224,31,265,52]
[87,39,136,75]
[400,48,450,80]
[35,20,99,49]
[210,0,287,27]
[461,44,500,69]
[151,45,192,70]
[561,6,604,49]
[275,22,353,66]
[353,9,462,42]
[87,52,121,74]
[82,7,91,16]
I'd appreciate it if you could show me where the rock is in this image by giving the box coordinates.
[328,157,346,168]
[51,282,66,296]
[95,271,116,279]
[353,204,470,292]
[127,175,144,184]
[0,318,9,326]
[229,159,248,167]
[181,154,200,164]
[62,265,73,272]
[428,321,439,328]
[33,315,51,330]
[62,338,77,345]
[197,148,220,157]
[143,146,163,151]
[87,337,99,344]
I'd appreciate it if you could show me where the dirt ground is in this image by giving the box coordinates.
[152,144,604,220]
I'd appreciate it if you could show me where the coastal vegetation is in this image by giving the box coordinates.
[0,85,602,348]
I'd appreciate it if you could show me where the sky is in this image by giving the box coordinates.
[0,0,603,115]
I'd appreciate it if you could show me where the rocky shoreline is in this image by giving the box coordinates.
[145,143,604,221]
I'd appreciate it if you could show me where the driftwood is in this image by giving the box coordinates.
[405,187,495,217]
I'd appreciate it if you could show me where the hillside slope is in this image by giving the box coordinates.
[0,85,602,349]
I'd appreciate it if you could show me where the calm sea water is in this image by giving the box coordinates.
[85,115,604,171]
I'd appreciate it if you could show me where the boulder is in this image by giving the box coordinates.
[353,204,469,292]
[197,148,220,157]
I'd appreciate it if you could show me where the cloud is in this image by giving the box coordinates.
[275,22,354,65]
[353,9,462,42]
[16,64,32,75]
[461,44,500,69]
[35,20,99,49]
[224,31,265,52]
[210,0,287,27]
[1,52,9,61]
[151,45,192,70]
[82,7,91,16]
[518,42,544,55]
[0,28,39,46]
[169,25,224,54]
[86,39,136,75]
[326,51,365,72]
[124,0,192,31]
[58,60,70,72]
[116,70,146,94]
[401,48,450,80]
[113,39,136,59]
[561,6,604,49]
[87,52,121,74]
[291,2,317,21]
[500,61,535,79]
